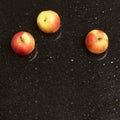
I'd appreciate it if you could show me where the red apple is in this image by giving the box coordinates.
[11,31,35,55]
[85,29,109,54]
[37,10,61,33]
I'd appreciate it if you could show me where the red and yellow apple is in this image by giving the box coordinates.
[37,10,61,33]
[85,29,109,54]
[11,31,35,55]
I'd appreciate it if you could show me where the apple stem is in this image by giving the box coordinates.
[44,17,47,22]
[20,36,24,42]
[98,37,102,40]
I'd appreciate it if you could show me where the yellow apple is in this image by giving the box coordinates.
[85,29,109,54]
[37,10,61,33]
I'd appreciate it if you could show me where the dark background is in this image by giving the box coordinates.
[0,0,120,120]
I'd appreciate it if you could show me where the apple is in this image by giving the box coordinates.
[11,31,35,55]
[85,29,109,54]
[37,10,61,33]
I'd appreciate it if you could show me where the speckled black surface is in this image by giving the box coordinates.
[0,0,120,120]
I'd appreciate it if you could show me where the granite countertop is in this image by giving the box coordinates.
[0,0,120,120]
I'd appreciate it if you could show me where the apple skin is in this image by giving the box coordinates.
[11,31,35,55]
[37,10,61,33]
[85,29,109,54]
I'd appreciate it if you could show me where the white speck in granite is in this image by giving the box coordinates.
[103,63,106,66]
[70,102,74,105]
[70,68,74,72]
[95,3,98,6]
[88,102,91,105]
[13,88,17,92]
[118,20,120,24]
[102,10,105,13]
[109,8,112,11]
[89,61,91,64]
[114,57,117,60]
[87,114,90,117]
[113,107,116,111]
[34,67,38,70]
[34,31,38,34]
[108,93,112,97]
[8,110,12,114]
[94,17,98,20]
[14,113,18,117]
[18,25,22,28]
[70,58,74,62]
[35,116,38,120]
[75,8,78,12]
[91,76,95,80]
[87,20,90,23]
[34,100,38,104]
[29,82,32,85]
[70,14,73,18]
[92,109,95,113]
[83,113,87,117]
[82,6,86,9]
[84,8,88,11]
[24,12,29,16]
[35,83,38,87]
[115,65,119,69]
[100,116,104,120]
[49,56,53,59]
[25,77,28,80]
[115,111,118,114]
[107,109,110,112]
[49,56,55,62]
[25,110,28,113]
[115,99,119,102]
[103,87,107,90]
[110,61,114,64]
[88,69,91,72]
[35,113,39,120]
[113,75,116,78]
[76,0,80,4]
[35,79,39,83]
[24,85,27,89]
[110,85,114,89]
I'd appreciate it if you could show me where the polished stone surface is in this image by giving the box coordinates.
[0,0,120,120]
